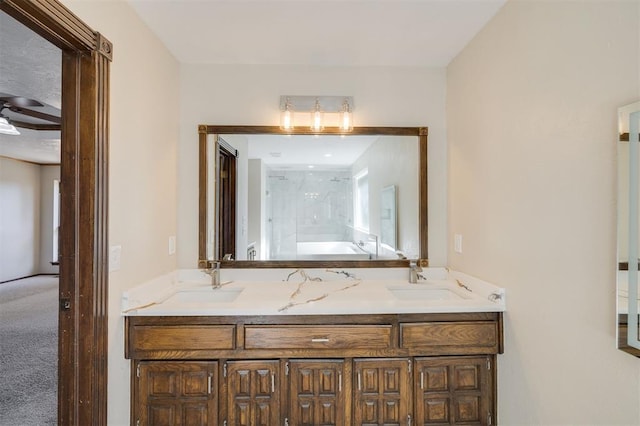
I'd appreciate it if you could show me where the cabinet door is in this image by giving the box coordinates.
[353,358,411,426]
[225,360,280,425]
[135,361,217,426]
[414,356,492,426]
[288,360,345,426]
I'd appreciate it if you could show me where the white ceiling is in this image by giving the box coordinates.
[128,0,507,67]
[240,134,379,167]
[0,12,61,165]
[1,0,506,164]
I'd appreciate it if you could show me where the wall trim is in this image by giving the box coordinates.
[0,1,111,425]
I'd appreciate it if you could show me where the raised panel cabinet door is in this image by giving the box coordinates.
[135,361,217,426]
[353,358,411,426]
[288,360,346,426]
[225,360,280,426]
[414,356,493,426]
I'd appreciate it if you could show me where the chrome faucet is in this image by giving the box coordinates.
[409,261,423,284]
[204,261,221,289]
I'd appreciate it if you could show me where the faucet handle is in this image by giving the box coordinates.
[204,261,220,275]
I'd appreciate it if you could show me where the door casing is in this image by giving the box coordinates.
[0,1,111,424]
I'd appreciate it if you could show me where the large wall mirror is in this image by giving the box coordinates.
[617,101,640,357]
[198,126,428,269]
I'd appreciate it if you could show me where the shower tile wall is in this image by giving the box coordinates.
[267,169,353,259]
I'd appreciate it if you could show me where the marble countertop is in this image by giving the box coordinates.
[122,268,506,316]
[122,267,506,316]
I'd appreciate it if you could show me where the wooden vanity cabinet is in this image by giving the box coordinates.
[224,360,281,425]
[126,313,503,425]
[414,356,493,425]
[353,358,411,425]
[287,359,346,425]
[134,361,217,426]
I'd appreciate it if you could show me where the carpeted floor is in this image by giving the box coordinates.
[0,275,58,426]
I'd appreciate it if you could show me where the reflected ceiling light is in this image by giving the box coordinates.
[279,95,354,133]
[0,104,20,135]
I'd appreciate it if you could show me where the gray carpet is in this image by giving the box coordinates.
[0,276,58,426]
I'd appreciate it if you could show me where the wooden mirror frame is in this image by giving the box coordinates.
[1,1,111,424]
[198,125,429,269]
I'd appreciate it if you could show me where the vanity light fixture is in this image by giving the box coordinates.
[279,95,354,132]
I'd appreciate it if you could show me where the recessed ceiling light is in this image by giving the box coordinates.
[324,153,332,157]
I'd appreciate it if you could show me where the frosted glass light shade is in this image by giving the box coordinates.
[0,116,20,135]
[280,98,294,131]
[310,99,324,132]
[281,109,294,130]
[339,99,353,132]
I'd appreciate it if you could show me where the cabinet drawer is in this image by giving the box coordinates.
[400,322,497,350]
[245,325,392,349]
[131,325,235,351]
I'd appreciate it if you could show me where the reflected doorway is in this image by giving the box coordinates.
[217,137,237,260]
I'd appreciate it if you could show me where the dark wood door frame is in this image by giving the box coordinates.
[217,138,237,260]
[0,1,111,425]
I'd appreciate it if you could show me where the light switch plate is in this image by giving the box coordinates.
[454,234,463,254]
[109,245,122,272]
[169,236,176,255]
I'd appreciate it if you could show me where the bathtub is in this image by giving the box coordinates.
[295,241,372,260]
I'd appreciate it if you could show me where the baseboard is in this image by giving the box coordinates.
[0,273,59,285]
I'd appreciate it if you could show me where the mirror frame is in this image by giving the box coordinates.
[618,122,640,357]
[198,125,428,269]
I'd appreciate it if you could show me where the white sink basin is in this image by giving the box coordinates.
[386,285,469,301]
[170,288,244,304]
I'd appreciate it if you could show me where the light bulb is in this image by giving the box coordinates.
[310,98,324,132]
[280,98,294,131]
[282,109,293,130]
[339,99,353,132]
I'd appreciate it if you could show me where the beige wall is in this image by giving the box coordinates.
[178,64,448,268]
[61,2,180,424]
[447,0,640,424]
[0,157,41,281]
[54,0,640,424]
[0,160,60,281]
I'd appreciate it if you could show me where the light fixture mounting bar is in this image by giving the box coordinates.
[280,95,354,112]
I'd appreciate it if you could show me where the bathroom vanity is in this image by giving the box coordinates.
[123,269,505,425]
